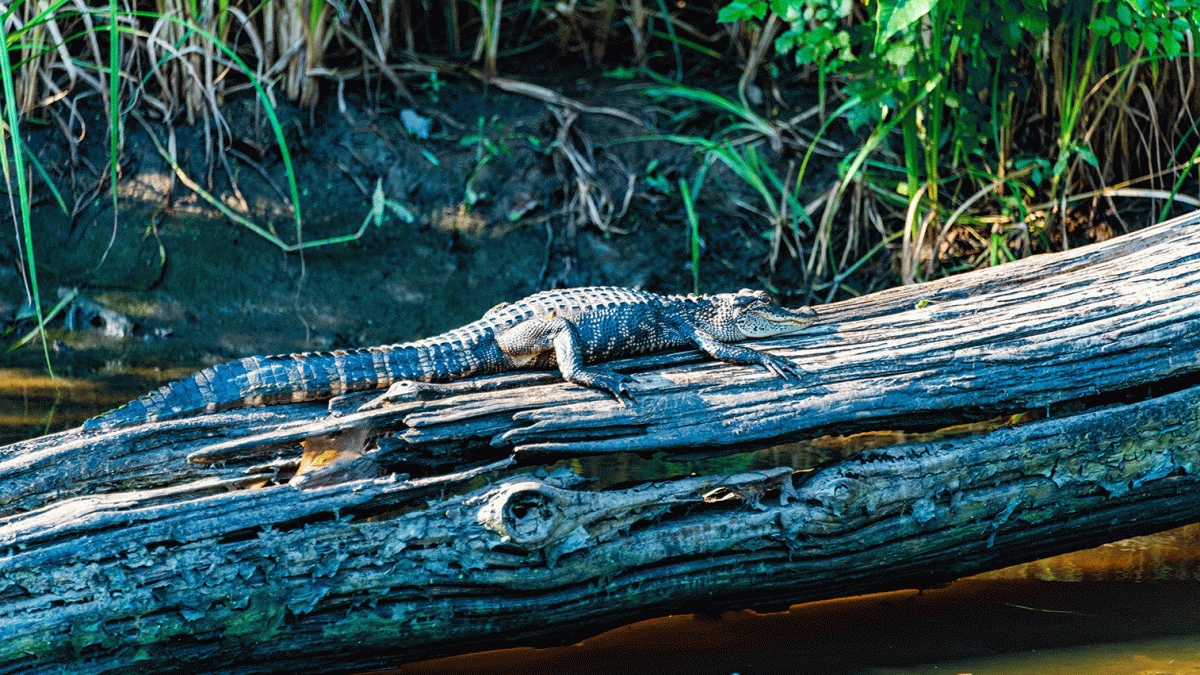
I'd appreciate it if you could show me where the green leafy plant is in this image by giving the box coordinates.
[460,115,513,208]
[1090,0,1197,58]
[714,0,1199,287]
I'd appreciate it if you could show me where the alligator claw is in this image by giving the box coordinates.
[603,373,637,407]
[568,368,636,406]
[614,381,637,407]
[761,353,803,379]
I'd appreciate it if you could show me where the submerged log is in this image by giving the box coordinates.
[1,210,1199,673]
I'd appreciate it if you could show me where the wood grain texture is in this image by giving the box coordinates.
[2,384,1198,673]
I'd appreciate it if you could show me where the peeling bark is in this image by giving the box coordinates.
[1,212,1199,673]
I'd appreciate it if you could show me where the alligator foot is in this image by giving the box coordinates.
[563,369,637,407]
[355,373,566,412]
[759,353,803,379]
[357,380,452,410]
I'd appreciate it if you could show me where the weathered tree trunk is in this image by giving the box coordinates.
[2,211,1199,674]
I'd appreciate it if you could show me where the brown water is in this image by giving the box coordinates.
[5,368,1200,674]
[379,526,1200,675]
[0,366,196,444]
[382,585,1200,675]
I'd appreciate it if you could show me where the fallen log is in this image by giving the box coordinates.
[1,210,1199,673]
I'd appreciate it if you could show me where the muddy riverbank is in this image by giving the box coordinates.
[2,69,847,445]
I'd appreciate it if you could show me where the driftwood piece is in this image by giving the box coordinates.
[1,211,1200,673]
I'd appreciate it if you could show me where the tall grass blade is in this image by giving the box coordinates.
[1,12,53,375]
[680,178,700,295]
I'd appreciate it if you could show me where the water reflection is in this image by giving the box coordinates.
[0,366,191,445]
[869,635,1200,675]
[387,578,1200,674]
[975,522,1200,582]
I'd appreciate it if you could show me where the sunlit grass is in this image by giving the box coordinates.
[1,0,1197,319]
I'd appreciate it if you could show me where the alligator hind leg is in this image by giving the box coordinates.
[496,313,635,404]
[354,380,458,410]
[550,322,635,404]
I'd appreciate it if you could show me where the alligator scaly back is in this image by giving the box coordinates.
[83,286,816,429]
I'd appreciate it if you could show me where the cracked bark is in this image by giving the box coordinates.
[1,211,1200,673]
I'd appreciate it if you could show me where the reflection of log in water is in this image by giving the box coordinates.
[978,521,1200,582]
[400,573,1200,673]
[1,211,1200,674]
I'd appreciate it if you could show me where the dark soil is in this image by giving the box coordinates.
[15,76,841,340]
[0,67,843,439]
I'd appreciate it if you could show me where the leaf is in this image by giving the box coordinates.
[1076,145,1099,167]
[1124,28,1140,49]
[603,66,639,79]
[1051,156,1068,181]
[387,201,415,223]
[845,100,885,133]
[718,0,767,22]
[1116,1,1132,25]
[371,179,385,227]
[795,43,818,63]
[775,27,804,55]
[876,0,937,48]
[883,44,917,66]
[771,0,804,21]
[1162,30,1180,57]
[1141,28,1159,54]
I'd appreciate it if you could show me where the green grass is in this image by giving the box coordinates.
[3,0,1199,327]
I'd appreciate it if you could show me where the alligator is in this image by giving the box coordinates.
[83,287,817,429]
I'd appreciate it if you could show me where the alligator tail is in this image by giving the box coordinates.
[82,345,425,430]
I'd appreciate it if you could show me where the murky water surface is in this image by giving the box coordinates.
[379,528,1200,675]
[4,368,1200,675]
[1,366,196,444]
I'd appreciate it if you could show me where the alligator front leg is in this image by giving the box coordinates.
[687,330,803,379]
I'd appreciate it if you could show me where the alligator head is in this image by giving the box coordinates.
[722,289,817,338]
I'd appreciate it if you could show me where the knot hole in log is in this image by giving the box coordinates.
[477,481,576,549]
